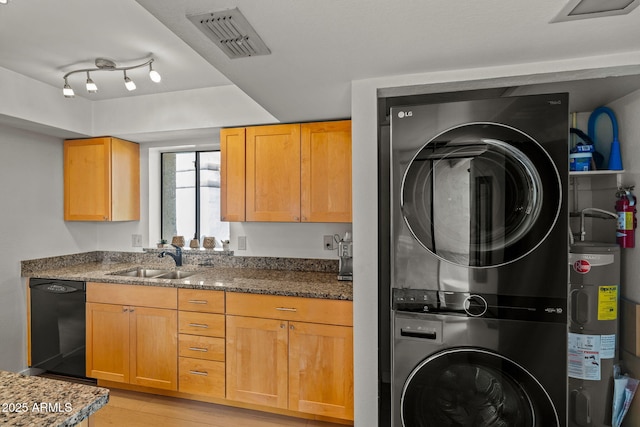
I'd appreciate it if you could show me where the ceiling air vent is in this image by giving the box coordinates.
[551,0,640,22]
[188,8,271,59]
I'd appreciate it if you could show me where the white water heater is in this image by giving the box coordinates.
[569,242,620,427]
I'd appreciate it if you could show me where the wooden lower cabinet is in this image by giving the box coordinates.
[226,298,354,421]
[178,289,226,399]
[226,315,289,408]
[86,284,353,422]
[288,321,354,419]
[86,302,130,383]
[87,302,178,390]
[86,283,178,391]
[178,357,225,397]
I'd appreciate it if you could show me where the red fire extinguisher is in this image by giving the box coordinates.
[616,186,637,248]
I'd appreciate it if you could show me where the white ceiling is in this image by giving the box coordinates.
[1,0,640,125]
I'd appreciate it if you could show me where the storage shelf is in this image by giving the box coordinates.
[569,169,624,176]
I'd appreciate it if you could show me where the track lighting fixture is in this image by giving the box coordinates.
[61,57,161,98]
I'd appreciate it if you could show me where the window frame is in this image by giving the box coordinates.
[160,149,227,244]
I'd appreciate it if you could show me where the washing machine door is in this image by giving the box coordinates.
[401,122,561,268]
[401,348,558,427]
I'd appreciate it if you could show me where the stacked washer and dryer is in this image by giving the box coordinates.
[390,94,570,426]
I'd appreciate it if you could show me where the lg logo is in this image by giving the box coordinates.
[397,111,413,119]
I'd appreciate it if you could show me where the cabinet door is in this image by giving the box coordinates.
[301,120,352,222]
[220,127,246,222]
[129,306,178,390]
[246,124,301,221]
[226,315,288,408]
[64,138,111,221]
[86,302,130,383]
[64,137,140,221]
[111,137,140,221]
[288,322,354,420]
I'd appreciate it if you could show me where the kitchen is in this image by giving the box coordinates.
[2,1,640,426]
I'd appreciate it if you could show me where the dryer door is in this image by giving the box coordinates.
[401,122,561,268]
[400,348,558,427]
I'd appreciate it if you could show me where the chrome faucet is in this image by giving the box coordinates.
[159,244,182,266]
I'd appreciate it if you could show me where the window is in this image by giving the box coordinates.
[161,151,229,245]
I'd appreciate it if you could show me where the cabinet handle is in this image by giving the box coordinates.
[188,323,209,328]
[280,324,286,329]
[189,370,208,376]
[188,300,208,305]
[293,216,299,221]
[130,308,135,313]
[188,347,208,352]
[290,325,295,330]
[276,307,297,312]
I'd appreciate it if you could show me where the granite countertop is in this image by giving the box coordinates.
[0,371,109,426]
[22,253,353,301]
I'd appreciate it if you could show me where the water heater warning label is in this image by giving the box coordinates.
[568,333,617,381]
[598,285,618,320]
[568,333,601,381]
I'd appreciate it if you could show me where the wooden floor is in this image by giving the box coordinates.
[89,388,347,427]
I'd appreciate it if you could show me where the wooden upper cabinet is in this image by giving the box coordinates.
[220,127,246,222]
[246,124,301,222]
[301,120,352,222]
[64,137,140,221]
[220,120,352,223]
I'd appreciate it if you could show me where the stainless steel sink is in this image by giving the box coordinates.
[154,270,196,280]
[110,268,196,280]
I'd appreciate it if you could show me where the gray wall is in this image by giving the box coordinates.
[0,126,97,372]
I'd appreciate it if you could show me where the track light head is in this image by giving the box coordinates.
[63,78,75,98]
[148,62,161,83]
[123,71,136,91]
[85,72,98,93]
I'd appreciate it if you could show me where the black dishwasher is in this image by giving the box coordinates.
[29,278,86,378]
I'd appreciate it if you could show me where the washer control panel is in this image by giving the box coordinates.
[392,288,566,323]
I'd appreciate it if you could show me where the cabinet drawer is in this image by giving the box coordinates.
[179,334,225,361]
[179,357,225,398]
[178,289,224,313]
[179,312,225,337]
[87,282,177,309]
[226,293,353,326]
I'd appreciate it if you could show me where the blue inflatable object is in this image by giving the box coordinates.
[588,106,623,170]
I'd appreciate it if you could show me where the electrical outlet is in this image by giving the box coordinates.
[324,235,335,250]
[238,235,247,251]
[132,234,142,247]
